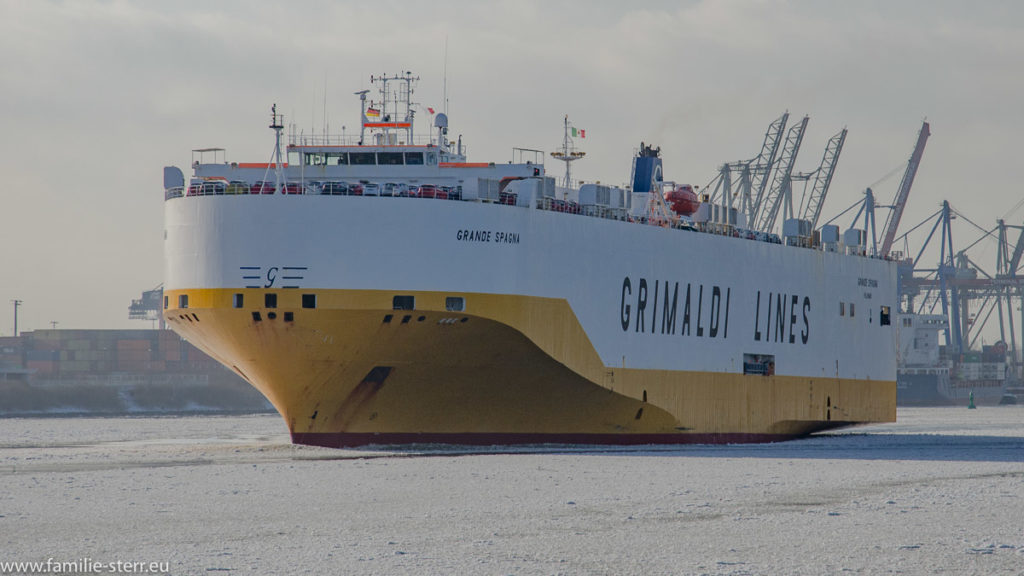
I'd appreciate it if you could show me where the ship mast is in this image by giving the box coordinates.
[269,104,285,194]
[361,72,419,146]
[550,115,585,189]
[354,90,369,145]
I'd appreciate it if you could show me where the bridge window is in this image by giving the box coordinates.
[178,294,188,309]
[265,293,277,308]
[327,152,348,165]
[302,294,317,309]
[304,153,327,166]
[349,152,376,165]
[378,152,404,165]
[405,152,424,165]
[445,297,465,312]
[233,294,244,308]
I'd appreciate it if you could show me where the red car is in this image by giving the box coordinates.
[416,184,441,199]
[250,181,274,194]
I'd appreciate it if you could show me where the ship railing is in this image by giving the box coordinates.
[289,134,435,147]
[166,180,886,259]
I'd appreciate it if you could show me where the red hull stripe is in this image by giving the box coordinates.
[291,431,796,448]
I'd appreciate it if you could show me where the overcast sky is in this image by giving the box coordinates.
[1,0,1023,335]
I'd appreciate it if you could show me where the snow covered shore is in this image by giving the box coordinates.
[1,407,1022,575]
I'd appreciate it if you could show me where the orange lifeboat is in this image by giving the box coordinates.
[665,184,699,216]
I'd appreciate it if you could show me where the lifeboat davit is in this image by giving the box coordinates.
[665,184,699,216]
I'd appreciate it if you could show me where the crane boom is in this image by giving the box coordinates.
[800,127,847,230]
[749,112,789,223]
[1009,224,1024,276]
[879,121,930,257]
[756,115,809,233]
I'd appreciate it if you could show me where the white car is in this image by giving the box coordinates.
[363,182,381,196]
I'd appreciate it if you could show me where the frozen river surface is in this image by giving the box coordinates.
[2,407,1023,575]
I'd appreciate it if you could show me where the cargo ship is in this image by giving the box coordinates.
[162,73,898,447]
[896,313,1011,405]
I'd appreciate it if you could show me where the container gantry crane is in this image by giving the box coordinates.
[879,121,930,258]
[755,115,809,234]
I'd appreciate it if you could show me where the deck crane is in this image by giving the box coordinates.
[796,127,848,231]
[879,121,930,258]
[755,115,809,234]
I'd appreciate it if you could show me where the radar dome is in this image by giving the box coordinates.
[434,113,448,129]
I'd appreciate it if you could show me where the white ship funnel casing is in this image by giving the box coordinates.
[165,196,898,382]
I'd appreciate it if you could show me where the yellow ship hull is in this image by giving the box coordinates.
[164,287,895,446]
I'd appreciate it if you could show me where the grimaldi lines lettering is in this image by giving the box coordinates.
[753,290,811,345]
[619,277,731,339]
